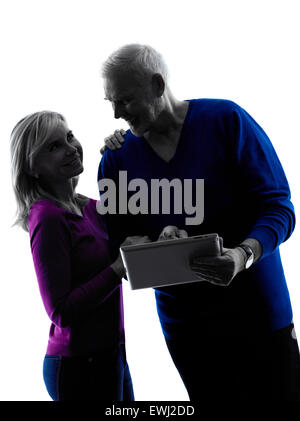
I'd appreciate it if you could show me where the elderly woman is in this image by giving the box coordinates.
[10,111,155,401]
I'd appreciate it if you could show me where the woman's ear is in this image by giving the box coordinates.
[25,168,39,179]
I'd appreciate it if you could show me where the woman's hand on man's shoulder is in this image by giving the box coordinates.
[100,129,127,155]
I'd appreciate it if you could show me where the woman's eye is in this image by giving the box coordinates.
[67,132,74,142]
[49,142,60,151]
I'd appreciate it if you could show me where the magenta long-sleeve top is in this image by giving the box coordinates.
[28,198,125,357]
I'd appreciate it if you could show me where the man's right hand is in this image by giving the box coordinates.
[100,129,127,155]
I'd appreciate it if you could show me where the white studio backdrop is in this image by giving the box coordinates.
[0,0,299,401]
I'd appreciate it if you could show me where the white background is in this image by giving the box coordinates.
[0,0,299,401]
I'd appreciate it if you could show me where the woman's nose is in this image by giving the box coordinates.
[66,143,78,155]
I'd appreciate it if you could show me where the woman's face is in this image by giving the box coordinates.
[32,121,84,184]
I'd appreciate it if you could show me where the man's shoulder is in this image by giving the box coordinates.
[190,98,241,116]
[99,130,140,172]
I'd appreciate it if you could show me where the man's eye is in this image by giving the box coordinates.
[116,99,131,106]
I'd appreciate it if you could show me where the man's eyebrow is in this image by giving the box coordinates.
[104,96,118,102]
[104,93,132,102]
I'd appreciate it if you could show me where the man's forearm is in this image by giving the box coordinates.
[239,237,263,264]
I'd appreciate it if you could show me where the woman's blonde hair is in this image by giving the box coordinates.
[10,111,84,231]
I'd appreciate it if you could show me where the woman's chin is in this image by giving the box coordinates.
[70,164,84,178]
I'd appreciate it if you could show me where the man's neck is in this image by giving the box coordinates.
[145,97,189,145]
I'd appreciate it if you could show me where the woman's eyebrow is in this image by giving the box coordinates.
[46,130,71,144]
[45,138,58,145]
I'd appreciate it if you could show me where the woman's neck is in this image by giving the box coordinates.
[40,178,74,202]
[38,178,83,214]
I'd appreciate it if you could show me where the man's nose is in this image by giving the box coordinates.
[114,103,124,119]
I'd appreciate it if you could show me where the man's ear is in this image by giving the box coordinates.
[151,73,165,97]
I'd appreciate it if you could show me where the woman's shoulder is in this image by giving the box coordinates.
[28,199,68,233]
[28,195,95,231]
[76,193,90,203]
[29,199,62,216]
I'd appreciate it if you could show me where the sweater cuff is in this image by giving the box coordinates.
[101,266,122,287]
[247,225,278,259]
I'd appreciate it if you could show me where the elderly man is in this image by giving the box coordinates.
[98,44,300,400]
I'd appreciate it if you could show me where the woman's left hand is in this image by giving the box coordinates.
[190,247,245,287]
[100,129,127,155]
[158,225,188,241]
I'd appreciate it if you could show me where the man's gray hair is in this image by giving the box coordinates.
[101,44,169,84]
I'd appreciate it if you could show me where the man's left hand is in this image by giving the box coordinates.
[190,247,245,287]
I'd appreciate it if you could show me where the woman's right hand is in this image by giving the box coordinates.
[158,225,188,241]
[110,235,152,278]
[121,235,152,248]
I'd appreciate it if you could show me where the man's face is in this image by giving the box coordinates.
[104,72,160,137]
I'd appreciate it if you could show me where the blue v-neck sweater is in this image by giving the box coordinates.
[98,98,295,338]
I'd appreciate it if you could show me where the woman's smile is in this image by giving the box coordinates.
[64,154,82,167]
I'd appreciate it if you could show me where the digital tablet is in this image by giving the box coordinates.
[120,233,223,290]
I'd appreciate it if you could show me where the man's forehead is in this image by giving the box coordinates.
[104,72,143,99]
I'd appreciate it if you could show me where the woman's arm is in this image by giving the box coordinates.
[29,211,122,328]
